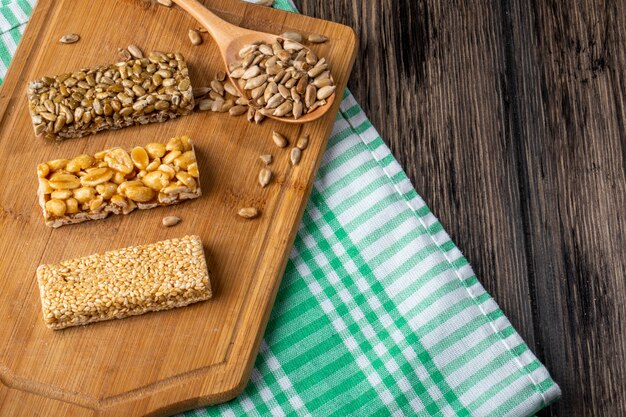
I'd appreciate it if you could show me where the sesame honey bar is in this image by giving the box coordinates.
[27,52,194,140]
[37,235,211,330]
[37,136,201,228]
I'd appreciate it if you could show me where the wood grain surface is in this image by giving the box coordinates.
[0,0,356,416]
[293,0,626,416]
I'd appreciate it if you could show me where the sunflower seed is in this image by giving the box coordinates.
[60,34,80,44]
[229,105,247,116]
[306,50,318,65]
[278,84,290,99]
[297,134,309,150]
[223,81,240,96]
[216,71,226,82]
[283,40,305,52]
[273,101,292,117]
[290,147,302,166]
[266,93,285,109]
[246,107,256,122]
[239,44,258,58]
[211,97,224,111]
[245,74,269,90]
[193,87,211,98]
[118,48,132,61]
[254,110,265,123]
[312,77,333,88]
[238,207,259,219]
[293,100,303,119]
[258,43,273,55]
[307,99,326,113]
[228,70,244,82]
[317,85,336,100]
[210,80,224,96]
[308,34,329,43]
[254,0,274,6]
[272,131,288,148]
[197,27,208,33]
[259,169,272,187]
[291,86,300,102]
[308,64,327,78]
[220,99,235,112]
[260,154,273,165]
[284,78,297,89]
[157,0,173,6]
[242,65,262,80]
[189,29,202,46]
[251,83,267,99]
[305,84,317,107]
[281,32,303,42]
[198,99,212,111]
[162,215,181,227]
[127,44,144,59]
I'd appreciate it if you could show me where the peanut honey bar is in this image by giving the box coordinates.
[37,235,211,330]
[37,135,201,228]
[27,52,194,140]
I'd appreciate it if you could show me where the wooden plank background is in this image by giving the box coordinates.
[293,0,626,416]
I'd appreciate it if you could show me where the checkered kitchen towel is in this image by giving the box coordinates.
[0,0,560,415]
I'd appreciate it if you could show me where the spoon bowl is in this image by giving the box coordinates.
[172,0,335,123]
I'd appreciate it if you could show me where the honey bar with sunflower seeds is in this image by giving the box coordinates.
[27,52,194,140]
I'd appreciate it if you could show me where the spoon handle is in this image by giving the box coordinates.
[172,0,242,43]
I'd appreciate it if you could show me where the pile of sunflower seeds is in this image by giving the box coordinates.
[228,38,336,121]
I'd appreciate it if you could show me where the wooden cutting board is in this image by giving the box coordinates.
[0,0,356,415]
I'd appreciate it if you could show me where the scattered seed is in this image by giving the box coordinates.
[198,99,212,111]
[247,107,256,122]
[238,207,259,219]
[211,80,224,95]
[281,31,303,42]
[157,0,173,6]
[259,169,272,187]
[254,0,274,6]
[223,81,240,96]
[189,29,203,46]
[296,134,309,150]
[260,154,273,165]
[193,86,211,98]
[216,71,226,82]
[197,27,208,33]
[272,131,288,148]
[162,215,181,227]
[290,147,302,166]
[127,44,144,59]
[59,34,80,44]
[308,34,329,43]
[118,48,132,62]
[229,105,247,116]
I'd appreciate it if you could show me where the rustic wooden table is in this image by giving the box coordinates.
[294,1,626,416]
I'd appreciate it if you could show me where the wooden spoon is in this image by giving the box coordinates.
[172,0,335,123]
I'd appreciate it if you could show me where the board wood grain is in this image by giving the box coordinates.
[0,0,357,416]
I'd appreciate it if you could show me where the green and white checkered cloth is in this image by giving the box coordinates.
[1,0,560,415]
